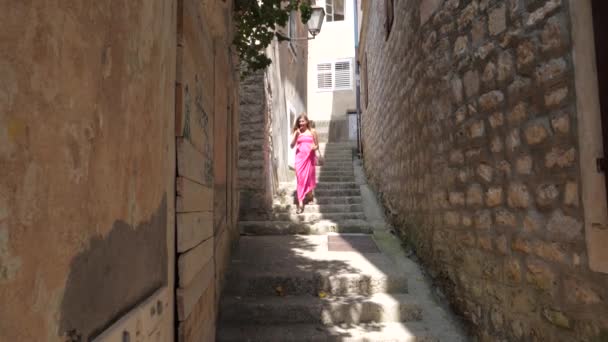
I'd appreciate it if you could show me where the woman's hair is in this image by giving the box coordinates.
[293,113,310,131]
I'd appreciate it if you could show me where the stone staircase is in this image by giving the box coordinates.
[218,143,467,341]
[239,143,369,236]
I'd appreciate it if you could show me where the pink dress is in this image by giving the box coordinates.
[295,134,316,202]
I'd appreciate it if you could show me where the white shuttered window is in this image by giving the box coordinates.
[334,61,351,90]
[317,63,333,90]
[316,59,352,91]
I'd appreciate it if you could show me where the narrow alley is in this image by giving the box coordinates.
[219,141,468,340]
[1,0,608,342]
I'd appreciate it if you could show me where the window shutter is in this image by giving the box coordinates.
[334,61,351,90]
[317,63,333,89]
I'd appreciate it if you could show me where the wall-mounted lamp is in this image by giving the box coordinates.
[281,7,325,41]
[305,7,325,39]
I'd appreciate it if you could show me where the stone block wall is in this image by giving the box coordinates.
[238,70,272,219]
[359,0,608,340]
[238,12,308,219]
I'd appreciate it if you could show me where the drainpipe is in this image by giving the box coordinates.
[353,0,362,157]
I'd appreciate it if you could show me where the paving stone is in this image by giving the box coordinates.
[239,220,372,235]
[217,322,441,342]
[220,293,422,325]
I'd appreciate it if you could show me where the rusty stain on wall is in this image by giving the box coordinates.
[59,195,168,341]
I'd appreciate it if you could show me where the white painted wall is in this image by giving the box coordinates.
[307,0,356,122]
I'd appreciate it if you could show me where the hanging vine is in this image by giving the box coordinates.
[234,0,312,76]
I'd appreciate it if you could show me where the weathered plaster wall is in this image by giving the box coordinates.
[273,31,308,182]
[0,1,176,341]
[359,0,608,340]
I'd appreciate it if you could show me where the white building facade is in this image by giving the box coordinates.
[307,0,357,142]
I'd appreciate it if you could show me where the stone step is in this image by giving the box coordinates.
[321,155,353,161]
[224,235,409,295]
[317,158,353,164]
[271,203,364,214]
[319,150,354,154]
[319,146,353,151]
[320,151,353,156]
[320,160,353,166]
[317,173,355,178]
[217,322,437,342]
[239,219,371,235]
[321,161,353,166]
[316,174,355,179]
[273,196,363,206]
[315,168,354,175]
[244,211,366,223]
[319,143,354,149]
[318,168,354,174]
[224,270,408,297]
[315,196,362,205]
[314,188,361,197]
[219,293,422,325]
[319,148,354,153]
[321,159,353,164]
[316,174,356,180]
[316,176,356,182]
[317,169,354,175]
[315,167,354,173]
[280,182,359,191]
[321,151,353,155]
[316,175,355,180]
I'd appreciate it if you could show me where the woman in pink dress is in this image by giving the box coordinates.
[290,114,318,214]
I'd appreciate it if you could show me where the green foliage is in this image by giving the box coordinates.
[234,0,312,76]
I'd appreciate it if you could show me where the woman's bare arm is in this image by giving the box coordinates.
[290,129,299,148]
[311,129,319,151]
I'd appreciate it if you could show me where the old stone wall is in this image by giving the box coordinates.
[0,1,176,341]
[359,0,608,340]
[238,70,271,219]
[238,13,308,219]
